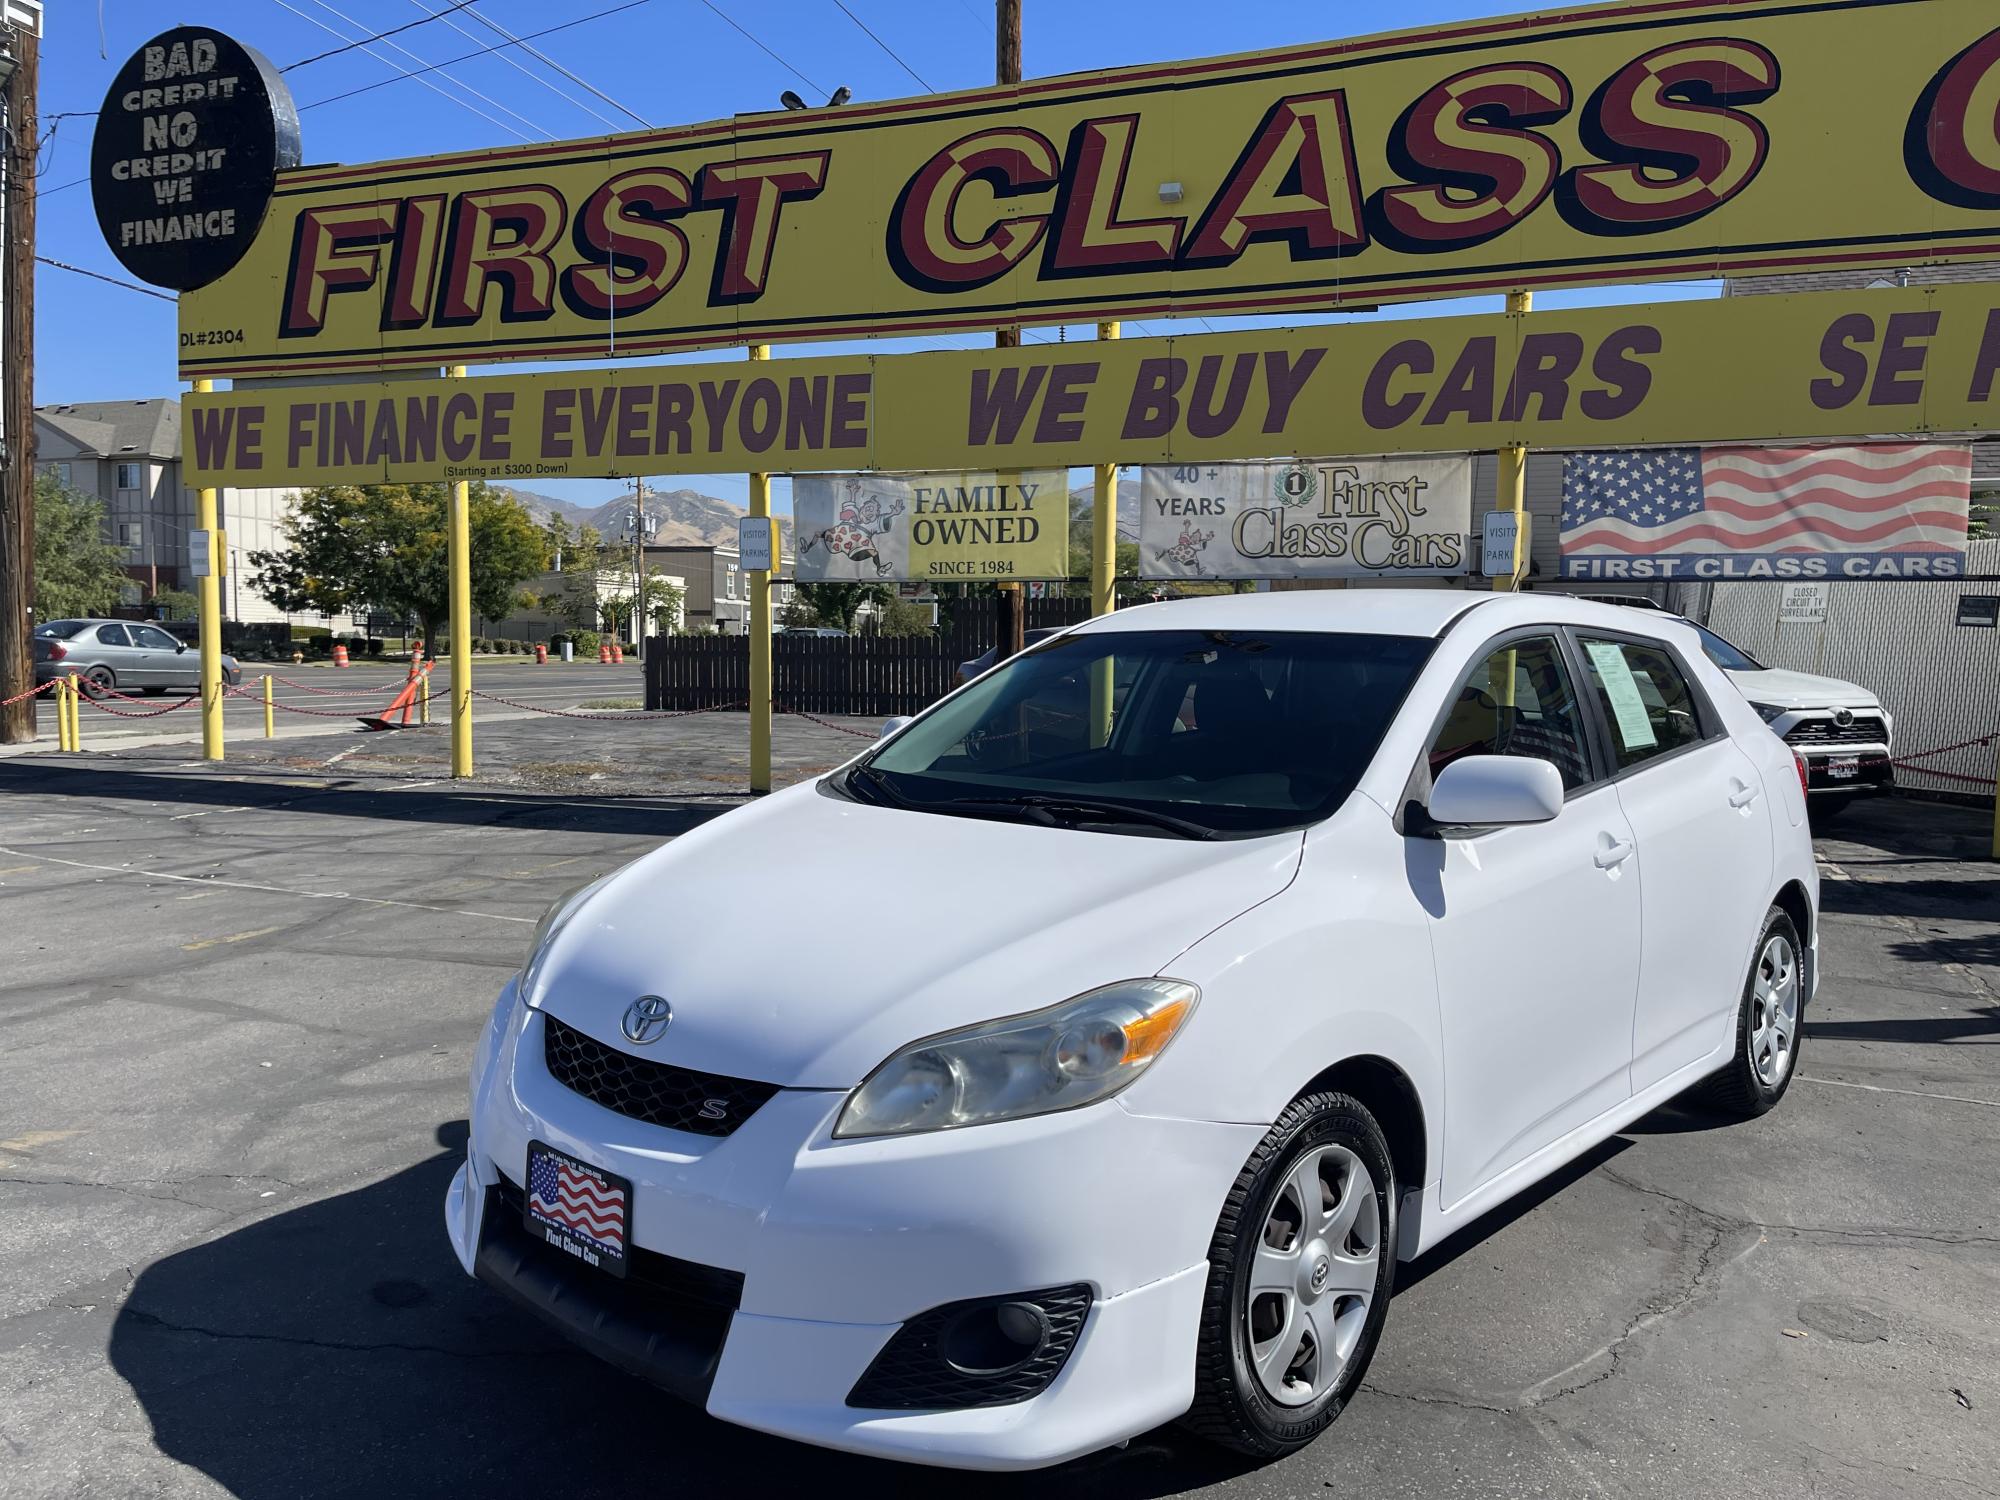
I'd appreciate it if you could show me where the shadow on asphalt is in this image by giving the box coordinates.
[1806,1004,2000,1046]
[0,761,734,841]
[107,1122,1261,1500]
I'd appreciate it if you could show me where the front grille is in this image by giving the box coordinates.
[1785,715,1887,747]
[492,1175,745,1312]
[848,1285,1093,1410]
[542,1014,780,1137]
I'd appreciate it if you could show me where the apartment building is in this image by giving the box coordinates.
[645,543,795,634]
[35,397,305,623]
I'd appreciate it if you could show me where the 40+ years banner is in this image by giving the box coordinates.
[178,0,2000,379]
[793,471,1071,584]
[1140,459,1474,580]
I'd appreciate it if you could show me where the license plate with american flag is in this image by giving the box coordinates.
[524,1141,630,1278]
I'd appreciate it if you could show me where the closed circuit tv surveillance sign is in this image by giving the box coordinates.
[91,27,302,293]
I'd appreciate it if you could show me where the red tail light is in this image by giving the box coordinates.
[47,642,67,662]
[1794,751,1810,798]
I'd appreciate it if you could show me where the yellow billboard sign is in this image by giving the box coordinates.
[793,471,1070,583]
[178,0,2000,379]
[183,282,2000,485]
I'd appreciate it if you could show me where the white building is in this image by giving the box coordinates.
[35,397,315,625]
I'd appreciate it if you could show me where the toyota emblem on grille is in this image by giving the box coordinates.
[622,995,673,1044]
[1832,708,1855,729]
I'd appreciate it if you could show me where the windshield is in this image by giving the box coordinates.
[850,628,1434,836]
[1692,624,1763,672]
[33,621,89,639]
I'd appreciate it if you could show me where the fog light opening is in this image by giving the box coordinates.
[938,1300,1052,1376]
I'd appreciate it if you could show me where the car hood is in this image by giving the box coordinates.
[529,780,1304,1088]
[1724,666,1883,711]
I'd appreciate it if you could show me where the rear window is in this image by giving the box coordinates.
[34,621,88,639]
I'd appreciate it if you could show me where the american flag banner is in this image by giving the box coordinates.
[527,1150,626,1258]
[1558,445,1971,581]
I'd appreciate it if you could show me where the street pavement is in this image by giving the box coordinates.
[0,726,1993,1500]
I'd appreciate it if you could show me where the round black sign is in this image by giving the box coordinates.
[91,28,302,292]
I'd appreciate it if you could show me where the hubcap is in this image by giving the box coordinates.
[1243,1143,1382,1408]
[1750,933,1800,1090]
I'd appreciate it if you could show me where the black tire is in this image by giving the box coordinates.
[1697,907,1804,1117]
[82,666,114,696]
[1182,1091,1398,1459]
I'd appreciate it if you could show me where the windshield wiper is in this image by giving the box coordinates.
[843,764,917,809]
[942,793,1220,840]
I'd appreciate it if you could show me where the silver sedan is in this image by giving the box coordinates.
[32,619,243,695]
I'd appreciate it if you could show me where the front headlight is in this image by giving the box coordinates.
[1749,701,1789,724]
[834,979,1199,1139]
[517,876,609,1007]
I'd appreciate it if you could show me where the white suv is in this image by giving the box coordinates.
[1684,622,1894,812]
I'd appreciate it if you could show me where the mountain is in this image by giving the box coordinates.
[494,484,791,549]
[1069,476,1143,542]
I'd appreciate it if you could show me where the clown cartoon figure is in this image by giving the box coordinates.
[799,478,906,577]
[1158,523,1216,576]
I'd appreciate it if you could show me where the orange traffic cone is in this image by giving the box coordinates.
[534,643,547,664]
[332,643,349,668]
[598,642,611,664]
[611,642,624,665]
[359,646,430,730]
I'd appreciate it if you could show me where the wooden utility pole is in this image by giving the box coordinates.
[632,476,646,654]
[0,21,37,744]
[993,0,1026,660]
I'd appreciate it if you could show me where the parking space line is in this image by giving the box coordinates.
[181,926,288,953]
[0,845,535,924]
[1797,1074,1998,1110]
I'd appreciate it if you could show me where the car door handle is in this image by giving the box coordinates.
[1593,835,1636,870]
[1728,780,1760,809]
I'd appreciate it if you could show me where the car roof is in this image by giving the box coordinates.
[1062,588,1710,645]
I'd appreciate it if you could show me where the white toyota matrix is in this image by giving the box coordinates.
[446,592,1818,1470]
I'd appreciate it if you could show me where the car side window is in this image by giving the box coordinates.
[1428,636,1593,790]
[1578,637,1705,771]
[134,626,180,650]
[95,624,130,647]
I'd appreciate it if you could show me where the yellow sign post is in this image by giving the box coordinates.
[187,282,2000,490]
[192,377,224,761]
[178,0,2000,382]
[1493,292,1532,593]
[447,365,473,779]
[747,344,773,796]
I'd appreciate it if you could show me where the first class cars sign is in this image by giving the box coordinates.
[92,28,301,292]
[176,0,2000,377]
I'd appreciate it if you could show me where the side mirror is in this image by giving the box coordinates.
[175,643,188,653]
[1427,755,1564,830]
[879,715,913,740]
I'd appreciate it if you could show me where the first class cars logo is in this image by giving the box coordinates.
[621,995,673,1045]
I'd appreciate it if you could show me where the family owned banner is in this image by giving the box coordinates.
[792,470,1071,584]
[1139,458,1474,580]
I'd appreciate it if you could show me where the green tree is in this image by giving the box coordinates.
[248,482,548,653]
[871,596,936,636]
[146,588,199,621]
[795,581,891,632]
[33,471,128,621]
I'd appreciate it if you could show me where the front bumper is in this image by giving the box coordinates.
[1797,745,1894,796]
[446,993,1260,1469]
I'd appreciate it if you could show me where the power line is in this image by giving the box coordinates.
[37,255,176,302]
[298,0,559,141]
[266,0,537,141]
[693,0,827,102]
[828,1,933,92]
[452,1,653,129]
[283,0,483,70]
[399,0,629,131]
[299,4,648,116]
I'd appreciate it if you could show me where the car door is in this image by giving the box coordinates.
[1414,631,1642,1210]
[1574,631,1774,1094]
[130,624,192,689]
[90,623,146,686]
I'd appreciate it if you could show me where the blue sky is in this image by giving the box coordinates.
[37,0,1719,512]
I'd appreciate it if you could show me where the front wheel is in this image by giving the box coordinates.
[1697,907,1804,1117]
[1182,1091,1397,1459]
[81,666,115,697]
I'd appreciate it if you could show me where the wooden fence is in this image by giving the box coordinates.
[648,634,964,716]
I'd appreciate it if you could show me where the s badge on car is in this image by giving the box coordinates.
[622,995,672,1044]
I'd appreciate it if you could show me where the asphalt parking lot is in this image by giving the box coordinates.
[0,719,1994,1500]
